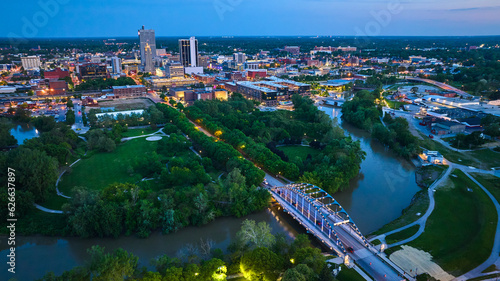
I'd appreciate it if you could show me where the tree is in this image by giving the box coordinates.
[237,219,276,249]
[66,109,76,125]
[87,246,138,281]
[32,116,56,132]
[7,147,58,202]
[13,107,31,123]
[240,247,283,281]
[67,99,74,108]
[0,120,17,147]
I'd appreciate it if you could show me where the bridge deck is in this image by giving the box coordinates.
[271,184,414,281]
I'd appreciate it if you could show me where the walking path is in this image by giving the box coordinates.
[33,203,63,214]
[121,128,167,141]
[369,165,453,247]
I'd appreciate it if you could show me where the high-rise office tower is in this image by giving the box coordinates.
[111,57,122,74]
[138,26,156,73]
[179,37,199,67]
[233,52,246,64]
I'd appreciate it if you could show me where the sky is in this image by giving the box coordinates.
[3,0,500,38]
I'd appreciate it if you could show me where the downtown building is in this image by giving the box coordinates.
[138,26,156,73]
[21,56,41,70]
[179,37,203,74]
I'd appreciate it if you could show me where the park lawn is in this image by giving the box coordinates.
[408,169,497,276]
[120,127,157,138]
[470,173,500,206]
[370,189,429,236]
[278,145,320,160]
[40,193,69,210]
[385,99,407,110]
[58,138,158,195]
[337,265,366,281]
[468,149,500,169]
[385,224,420,245]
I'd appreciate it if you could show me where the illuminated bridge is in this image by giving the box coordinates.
[270,183,415,281]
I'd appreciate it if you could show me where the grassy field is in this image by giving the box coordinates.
[277,145,320,160]
[470,173,500,206]
[385,99,408,110]
[408,169,497,276]
[120,127,158,138]
[370,189,429,236]
[419,133,500,169]
[385,224,420,245]
[468,149,500,169]
[58,138,158,195]
[40,193,69,210]
[337,265,366,281]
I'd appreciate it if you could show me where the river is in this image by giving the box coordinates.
[1,106,421,280]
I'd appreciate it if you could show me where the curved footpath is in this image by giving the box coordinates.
[369,160,500,281]
[369,165,453,247]
[35,129,169,213]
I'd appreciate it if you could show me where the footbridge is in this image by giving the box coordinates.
[270,183,415,281]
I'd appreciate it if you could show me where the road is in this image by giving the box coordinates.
[275,186,410,280]
[71,99,89,134]
[404,77,472,98]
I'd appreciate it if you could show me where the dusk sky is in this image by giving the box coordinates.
[4,0,500,38]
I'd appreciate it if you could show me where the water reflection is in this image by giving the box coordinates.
[9,122,39,145]
[0,106,422,280]
[319,106,421,234]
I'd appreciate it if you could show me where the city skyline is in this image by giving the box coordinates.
[3,0,500,39]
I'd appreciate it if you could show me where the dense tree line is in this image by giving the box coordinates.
[62,167,269,238]
[342,90,422,158]
[341,90,382,130]
[0,118,17,147]
[156,103,265,187]
[184,94,365,194]
[40,220,338,281]
[372,115,421,158]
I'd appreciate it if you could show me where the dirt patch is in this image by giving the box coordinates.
[415,166,446,188]
[390,245,455,281]
[96,98,154,111]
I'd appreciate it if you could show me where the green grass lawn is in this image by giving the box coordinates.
[370,189,429,236]
[408,169,497,276]
[336,265,366,281]
[385,99,408,110]
[385,224,420,245]
[277,145,320,160]
[469,149,500,169]
[470,173,500,206]
[58,138,158,195]
[120,127,157,138]
[40,193,69,210]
